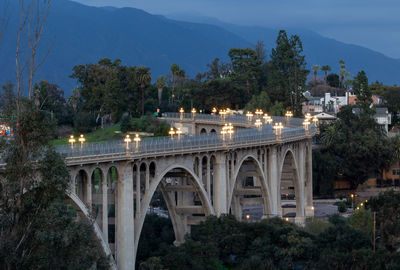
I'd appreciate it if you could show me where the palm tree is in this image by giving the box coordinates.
[312,65,320,84]
[321,125,337,148]
[136,66,152,116]
[155,76,165,106]
[170,63,180,103]
[339,60,346,89]
[321,65,331,84]
[344,72,352,90]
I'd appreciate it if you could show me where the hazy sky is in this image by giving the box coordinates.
[73,0,400,59]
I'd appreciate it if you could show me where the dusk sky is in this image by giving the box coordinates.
[74,0,400,59]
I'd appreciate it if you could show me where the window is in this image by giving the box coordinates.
[393,169,396,175]
[397,169,400,175]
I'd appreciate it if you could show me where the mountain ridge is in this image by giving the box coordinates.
[0,0,398,96]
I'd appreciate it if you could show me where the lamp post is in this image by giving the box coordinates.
[263,114,273,125]
[68,135,76,149]
[133,134,141,152]
[312,117,319,127]
[255,119,262,131]
[211,107,217,115]
[227,123,234,140]
[255,109,263,118]
[285,111,293,126]
[169,128,176,138]
[124,134,132,150]
[303,119,310,131]
[219,109,226,121]
[273,122,283,139]
[246,111,253,122]
[179,108,184,120]
[176,127,183,140]
[191,108,196,120]
[78,134,86,149]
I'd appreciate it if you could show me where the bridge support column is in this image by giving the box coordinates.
[214,153,228,216]
[116,164,135,270]
[206,159,211,199]
[102,174,108,243]
[269,147,279,217]
[305,142,314,217]
[295,145,306,226]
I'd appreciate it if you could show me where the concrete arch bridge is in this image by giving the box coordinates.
[13,113,318,269]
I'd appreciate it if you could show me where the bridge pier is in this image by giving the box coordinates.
[214,153,228,216]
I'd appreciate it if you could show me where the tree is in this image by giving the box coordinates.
[155,76,166,106]
[170,63,180,103]
[0,99,109,269]
[353,71,372,112]
[318,106,397,188]
[136,66,152,116]
[244,91,271,113]
[312,65,320,84]
[254,40,267,63]
[228,47,261,97]
[321,65,331,84]
[327,73,340,88]
[269,30,308,116]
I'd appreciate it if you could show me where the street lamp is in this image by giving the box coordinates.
[176,127,183,139]
[219,109,226,121]
[133,134,141,151]
[273,122,283,137]
[285,217,289,222]
[285,111,293,126]
[245,214,250,220]
[179,108,184,120]
[263,114,273,125]
[68,135,76,149]
[227,123,234,139]
[211,107,217,115]
[255,119,262,130]
[169,128,176,138]
[255,109,263,118]
[124,134,132,150]
[191,108,196,119]
[78,134,86,149]
[246,111,253,122]
[305,113,312,120]
[303,119,310,131]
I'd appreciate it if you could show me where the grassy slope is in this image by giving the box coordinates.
[51,124,123,145]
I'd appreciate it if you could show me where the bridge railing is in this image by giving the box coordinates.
[161,113,305,127]
[56,123,313,159]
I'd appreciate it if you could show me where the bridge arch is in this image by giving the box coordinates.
[134,163,215,261]
[229,154,272,221]
[278,148,302,221]
[67,192,117,269]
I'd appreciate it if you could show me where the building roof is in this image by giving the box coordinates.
[314,112,337,120]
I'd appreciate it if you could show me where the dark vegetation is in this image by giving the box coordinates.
[137,192,400,270]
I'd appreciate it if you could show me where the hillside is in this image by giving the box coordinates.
[0,0,399,96]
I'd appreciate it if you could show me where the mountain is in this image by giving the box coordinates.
[0,0,250,94]
[1,0,399,96]
[167,13,400,86]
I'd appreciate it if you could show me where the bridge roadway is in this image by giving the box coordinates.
[12,113,317,270]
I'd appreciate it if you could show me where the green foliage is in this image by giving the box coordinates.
[0,99,109,269]
[316,105,397,189]
[74,111,97,133]
[120,115,134,133]
[269,30,308,116]
[336,201,348,213]
[327,73,340,88]
[348,208,373,237]
[312,149,336,196]
[353,71,372,112]
[269,101,285,116]
[367,190,400,252]
[304,218,332,236]
[244,91,271,113]
[136,214,174,268]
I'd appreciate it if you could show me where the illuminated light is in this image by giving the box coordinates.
[124,134,132,150]
[169,128,176,137]
[68,135,76,148]
[255,119,262,129]
[179,108,184,114]
[245,214,250,220]
[255,109,263,117]
[285,217,289,222]
[303,119,311,130]
[191,108,197,114]
[285,111,293,118]
[263,114,273,124]
[212,107,217,114]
